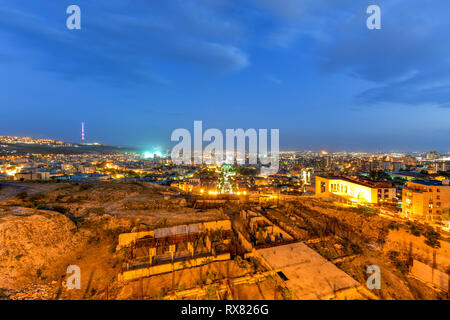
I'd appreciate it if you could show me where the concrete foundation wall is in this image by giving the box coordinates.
[117,219,231,249]
[118,253,231,281]
[411,260,449,292]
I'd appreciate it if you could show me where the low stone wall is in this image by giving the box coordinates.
[236,230,254,252]
[384,229,450,271]
[118,230,154,249]
[411,260,449,292]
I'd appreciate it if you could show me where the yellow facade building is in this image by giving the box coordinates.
[402,180,450,222]
[315,176,396,204]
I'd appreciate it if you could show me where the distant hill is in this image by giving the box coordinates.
[0,142,139,155]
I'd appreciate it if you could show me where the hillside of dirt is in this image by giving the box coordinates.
[0,181,226,299]
[0,208,82,289]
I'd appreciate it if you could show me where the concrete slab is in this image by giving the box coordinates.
[257,242,362,299]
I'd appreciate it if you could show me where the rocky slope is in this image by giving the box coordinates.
[0,208,83,289]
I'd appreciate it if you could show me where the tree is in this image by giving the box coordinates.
[369,170,391,181]
[424,229,441,248]
[194,168,215,177]
[217,165,237,194]
[16,191,28,200]
[237,167,257,176]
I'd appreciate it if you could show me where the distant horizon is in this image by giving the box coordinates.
[1,132,448,155]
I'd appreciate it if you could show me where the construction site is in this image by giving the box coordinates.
[0,181,449,300]
[114,211,374,300]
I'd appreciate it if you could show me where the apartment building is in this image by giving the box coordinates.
[315,176,396,204]
[402,180,450,222]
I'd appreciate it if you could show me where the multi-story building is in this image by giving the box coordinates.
[426,151,440,160]
[392,162,406,172]
[430,161,448,173]
[315,176,396,204]
[15,171,50,181]
[402,180,450,222]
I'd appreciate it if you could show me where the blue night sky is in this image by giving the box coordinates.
[0,0,449,152]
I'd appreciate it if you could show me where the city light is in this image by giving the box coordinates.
[6,167,19,176]
[143,150,162,159]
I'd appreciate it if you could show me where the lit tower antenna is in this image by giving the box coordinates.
[81,122,85,143]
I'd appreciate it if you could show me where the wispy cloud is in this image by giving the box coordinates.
[0,1,250,85]
[244,0,450,108]
[297,1,450,108]
[1,0,449,108]
[265,74,282,84]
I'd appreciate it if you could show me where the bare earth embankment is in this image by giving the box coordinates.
[0,181,225,299]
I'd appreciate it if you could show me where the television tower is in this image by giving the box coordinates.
[81,121,85,143]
